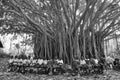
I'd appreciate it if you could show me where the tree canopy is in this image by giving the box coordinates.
[1,0,120,64]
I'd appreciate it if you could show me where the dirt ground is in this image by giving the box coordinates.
[0,70,120,80]
[0,58,120,80]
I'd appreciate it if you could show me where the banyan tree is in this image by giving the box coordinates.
[1,0,120,64]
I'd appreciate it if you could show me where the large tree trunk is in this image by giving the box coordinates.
[33,30,105,64]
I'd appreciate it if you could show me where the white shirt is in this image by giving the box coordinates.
[38,59,43,65]
[56,59,63,64]
[80,60,86,65]
[43,60,48,64]
[9,59,14,63]
[93,59,98,64]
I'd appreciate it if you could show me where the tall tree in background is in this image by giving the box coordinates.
[1,0,120,64]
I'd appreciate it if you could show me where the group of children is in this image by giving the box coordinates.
[7,56,120,76]
[8,58,65,75]
[71,58,104,76]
